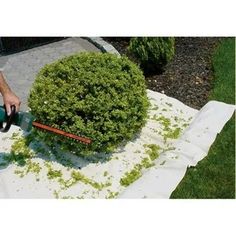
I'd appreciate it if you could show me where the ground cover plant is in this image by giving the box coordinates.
[170,38,235,198]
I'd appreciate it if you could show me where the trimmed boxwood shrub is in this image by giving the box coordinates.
[128,37,175,74]
[28,52,149,155]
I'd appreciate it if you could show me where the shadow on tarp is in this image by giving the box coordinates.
[0,129,143,171]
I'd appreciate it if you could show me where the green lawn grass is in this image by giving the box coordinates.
[170,38,235,199]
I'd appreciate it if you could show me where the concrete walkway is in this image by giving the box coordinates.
[0,38,100,111]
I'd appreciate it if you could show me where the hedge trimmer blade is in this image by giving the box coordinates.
[32,121,92,145]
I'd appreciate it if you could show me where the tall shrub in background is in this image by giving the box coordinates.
[28,52,149,156]
[128,37,175,74]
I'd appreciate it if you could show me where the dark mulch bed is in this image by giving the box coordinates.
[0,37,65,54]
[103,37,221,109]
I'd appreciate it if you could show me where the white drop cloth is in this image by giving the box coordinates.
[0,90,235,198]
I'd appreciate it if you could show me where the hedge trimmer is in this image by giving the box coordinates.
[0,105,91,145]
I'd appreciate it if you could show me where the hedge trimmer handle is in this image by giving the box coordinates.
[0,104,91,144]
[0,105,16,132]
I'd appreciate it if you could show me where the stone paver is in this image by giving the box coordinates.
[0,37,100,111]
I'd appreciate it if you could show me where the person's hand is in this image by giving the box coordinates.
[3,91,21,115]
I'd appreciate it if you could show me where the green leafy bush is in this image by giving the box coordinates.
[128,37,175,74]
[28,52,149,155]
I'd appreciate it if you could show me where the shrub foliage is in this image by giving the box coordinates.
[128,37,175,74]
[28,52,149,155]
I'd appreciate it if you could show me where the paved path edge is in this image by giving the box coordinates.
[83,37,120,56]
